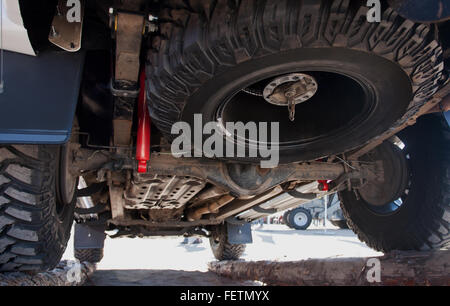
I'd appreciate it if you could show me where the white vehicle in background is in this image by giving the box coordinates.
[283,194,348,230]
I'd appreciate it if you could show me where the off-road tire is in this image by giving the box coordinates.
[0,145,76,272]
[209,224,245,260]
[74,248,104,264]
[330,220,349,229]
[283,210,292,228]
[339,114,450,252]
[288,207,313,230]
[147,0,443,163]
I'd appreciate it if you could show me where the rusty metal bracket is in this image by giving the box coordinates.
[110,12,145,148]
[48,0,84,52]
[144,154,379,198]
[110,79,140,98]
[71,149,380,199]
[113,12,145,83]
[108,184,126,219]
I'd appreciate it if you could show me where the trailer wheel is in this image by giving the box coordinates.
[288,207,312,230]
[209,224,245,261]
[340,114,450,252]
[0,145,77,272]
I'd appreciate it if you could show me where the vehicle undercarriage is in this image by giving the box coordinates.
[0,0,449,271]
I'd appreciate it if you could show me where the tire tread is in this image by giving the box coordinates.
[147,0,444,146]
[340,115,450,252]
[74,248,104,263]
[0,145,73,272]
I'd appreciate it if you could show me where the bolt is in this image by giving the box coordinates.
[284,89,296,98]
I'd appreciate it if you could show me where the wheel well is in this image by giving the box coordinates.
[18,0,57,51]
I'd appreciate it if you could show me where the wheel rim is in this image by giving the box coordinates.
[293,212,308,227]
[216,70,375,148]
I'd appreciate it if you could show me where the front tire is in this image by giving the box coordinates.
[209,224,245,261]
[75,248,104,264]
[340,114,449,252]
[0,145,76,272]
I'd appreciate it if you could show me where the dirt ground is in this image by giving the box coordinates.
[62,223,382,286]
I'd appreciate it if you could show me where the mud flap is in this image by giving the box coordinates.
[0,50,84,144]
[227,221,253,245]
[74,223,106,250]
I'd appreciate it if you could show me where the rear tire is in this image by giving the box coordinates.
[209,224,245,261]
[340,114,449,252]
[74,248,104,264]
[0,145,76,272]
[330,220,349,229]
[288,207,312,230]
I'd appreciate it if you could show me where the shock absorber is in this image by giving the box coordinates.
[136,69,151,173]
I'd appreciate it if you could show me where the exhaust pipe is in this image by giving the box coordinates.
[186,195,235,221]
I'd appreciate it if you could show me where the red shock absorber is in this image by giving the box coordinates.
[136,69,151,173]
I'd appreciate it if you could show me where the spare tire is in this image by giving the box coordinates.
[147,0,443,164]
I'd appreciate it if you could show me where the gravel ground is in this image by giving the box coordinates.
[61,223,381,286]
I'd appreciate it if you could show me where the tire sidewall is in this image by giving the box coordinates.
[339,114,450,251]
[51,145,77,265]
[181,48,412,163]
